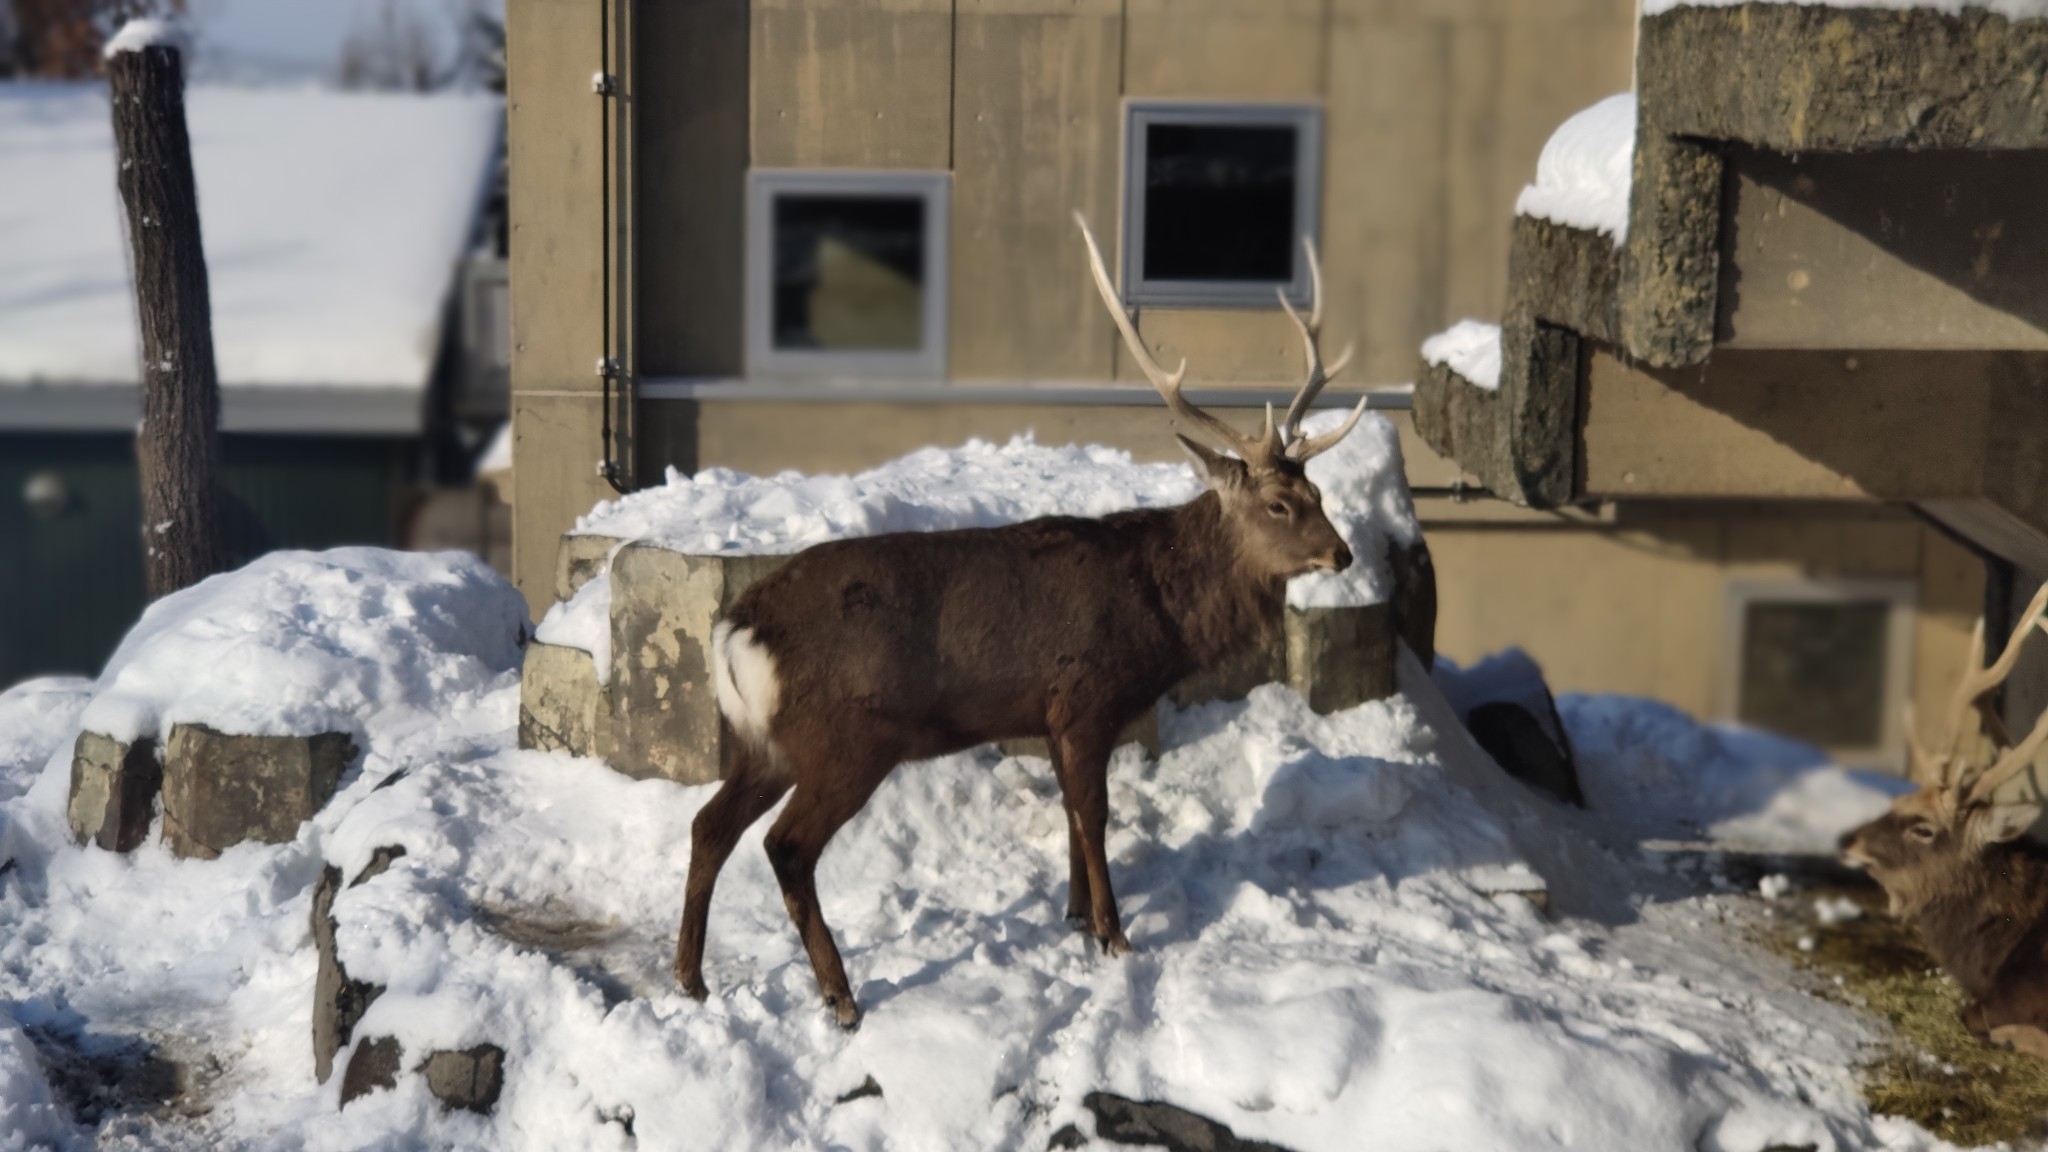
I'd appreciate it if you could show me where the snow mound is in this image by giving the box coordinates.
[0,1014,77,1152]
[0,679,92,803]
[1421,320,1502,391]
[1516,92,1636,243]
[76,548,527,749]
[1562,693,1915,854]
[543,418,1421,667]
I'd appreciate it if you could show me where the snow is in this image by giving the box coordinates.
[0,84,500,398]
[103,18,188,58]
[0,590,1968,1148]
[74,548,526,749]
[0,1013,76,1152]
[1642,0,2048,15]
[1515,92,1636,244]
[1420,320,1502,391]
[542,416,1423,669]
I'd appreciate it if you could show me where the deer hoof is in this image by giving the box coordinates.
[1100,933,1134,958]
[826,995,863,1032]
[676,969,710,1002]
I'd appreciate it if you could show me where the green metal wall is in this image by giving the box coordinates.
[0,433,408,687]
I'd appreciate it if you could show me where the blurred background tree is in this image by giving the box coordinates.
[3,0,183,79]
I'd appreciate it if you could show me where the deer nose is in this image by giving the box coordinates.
[1330,544,1353,572]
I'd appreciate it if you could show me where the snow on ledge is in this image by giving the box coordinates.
[1421,320,1502,392]
[1642,0,2048,13]
[1515,93,1635,244]
[103,17,188,58]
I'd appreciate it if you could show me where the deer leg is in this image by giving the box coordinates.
[1046,741,1092,927]
[674,768,792,1000]
[762,772,889,1029]
[1051,725,1130,957]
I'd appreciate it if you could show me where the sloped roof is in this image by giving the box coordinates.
[0,83,501,433]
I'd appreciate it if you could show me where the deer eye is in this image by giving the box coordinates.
[1267,501,1290,519]
[1907,823,1937,843]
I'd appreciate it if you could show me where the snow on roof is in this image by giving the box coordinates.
[1514,92,1635,244]
[1421,320,1502,391]
[1643,0,2048,13]
[0,83,500,422]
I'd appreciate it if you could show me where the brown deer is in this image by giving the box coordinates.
[1841,582,2048,1059]
[673,215,1368,1027]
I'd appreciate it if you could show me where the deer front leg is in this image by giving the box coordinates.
[1051,725,1130,957]
[761,767,891,1030]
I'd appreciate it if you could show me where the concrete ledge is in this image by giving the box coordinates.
[160,725,355,859]
[1618,131,1723,370]
[518,641,612,760]
[67,732,161,853]
[555,534,622,603]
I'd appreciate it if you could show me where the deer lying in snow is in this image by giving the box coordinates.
[1841,582,2048,1059]
[673,215,1368,1027]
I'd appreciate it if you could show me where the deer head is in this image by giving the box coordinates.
[1074,212,1363,582]
[1841,582,2048,917]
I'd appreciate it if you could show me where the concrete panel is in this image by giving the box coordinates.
[635,0,749,377]
[1120,310,1313,389]
[950,0,1123,381]
[1719,149,2048,353]
[1912,526,1988,741]
[1579,348,1990,502]
[512,392,624,618]
[507,0,605,391]
[1122,0,1327,100]
[750,0,953,170]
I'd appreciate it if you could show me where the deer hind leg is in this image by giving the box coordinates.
[762,764,893,1029]
[1047,741,1092,927]
[1050,723,1130,957]
[674,764,792,1000]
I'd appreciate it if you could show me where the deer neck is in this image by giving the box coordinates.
[1911,846,2048,995]
[1151,492,1285,670]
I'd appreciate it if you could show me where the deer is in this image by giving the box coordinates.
[1841,581,2048,1060]
[672,214,1368,1028]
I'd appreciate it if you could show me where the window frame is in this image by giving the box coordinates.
[1119,100,1324,310]
[744,168,951,380]
[1719,577,1919,773]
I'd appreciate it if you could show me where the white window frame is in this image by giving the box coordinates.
[1120,100,1324,310]
[745,169,950,380]
[1719,577,1918,773]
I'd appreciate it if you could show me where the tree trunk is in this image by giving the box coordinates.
[108,37,224,600]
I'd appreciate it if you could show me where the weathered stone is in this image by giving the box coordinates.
[312,865,384,1085]
[999,708,1160,761]
[607,544,787,785]
[555,533,624,602]
[338,1036,400,1106]
[1466,701,1584,808]
[1388,537,1437,672]
[1083,1091,1294,1152]
[1618,130,1723,370]
[66,732,161,853]
[420,1044,504,1114]
[1285,604,1395,715]
[1410,359,1503,493]
[160,725,355,859]
[518,641,612,760]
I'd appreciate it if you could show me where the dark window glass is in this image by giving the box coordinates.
[1142,123,1297,282]
[771,195,925,351]
[1738,601,1890,748]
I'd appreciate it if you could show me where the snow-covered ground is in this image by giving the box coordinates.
[0,542,1971,1151]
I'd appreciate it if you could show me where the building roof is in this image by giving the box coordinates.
[0,83,501,434]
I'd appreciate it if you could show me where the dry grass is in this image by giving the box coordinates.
[1763,882,2048,1148]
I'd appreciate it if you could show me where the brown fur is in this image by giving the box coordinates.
[1842,793,2048,1053]
[673,451,1353,1027]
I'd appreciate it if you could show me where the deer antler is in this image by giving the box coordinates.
[1940,581,2048,803]
[1275,238,1365,462]
[1074,213,1284,465]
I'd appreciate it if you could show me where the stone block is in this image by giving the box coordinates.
[518,641,612,760]
[66,732,161,853]
[160,725,355,859]
[1084,1091,1294,1152]
[555,533,624,602]
[1285,603,1395,715]
[1388,537,1437,672]
[607,544,786,785]
[339,1036,400,1107]
[998,708,1160,761]
[311,865,383,1085]
[421,1044,504,1114]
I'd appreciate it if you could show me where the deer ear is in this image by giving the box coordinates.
[1973,800,2044,849]
[1177,434,1245,492]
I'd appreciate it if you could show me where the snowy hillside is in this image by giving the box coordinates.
[0,543,1967,1150]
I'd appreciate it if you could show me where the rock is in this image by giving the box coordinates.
[1082,1092,1294,1152]
[834,1075,882,1104]
[1466,700,1585,808]
[349,844,408,888]
[607,545,787,784]
[556,533,624,602]
[66,732,161,853]
[421,1044,505,1114]
[338,1036,400,1106]
[160,724,354,859]
[518,641,612,760]
[1284,603,1395,715]
[1047,1124,1088,1150]
[311,866,384,1085]
[1388,537,1437,672]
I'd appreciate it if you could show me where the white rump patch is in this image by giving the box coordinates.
[712,621,781,751]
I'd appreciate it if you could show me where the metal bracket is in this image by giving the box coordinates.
[591,71,617,96]
[595,356,622,380]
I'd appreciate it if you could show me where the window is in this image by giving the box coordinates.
[746,170,949,379]
[1121,101,1323,309]
[1723,580,1916,770]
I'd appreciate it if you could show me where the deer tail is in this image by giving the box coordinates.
[712,621,781,753]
